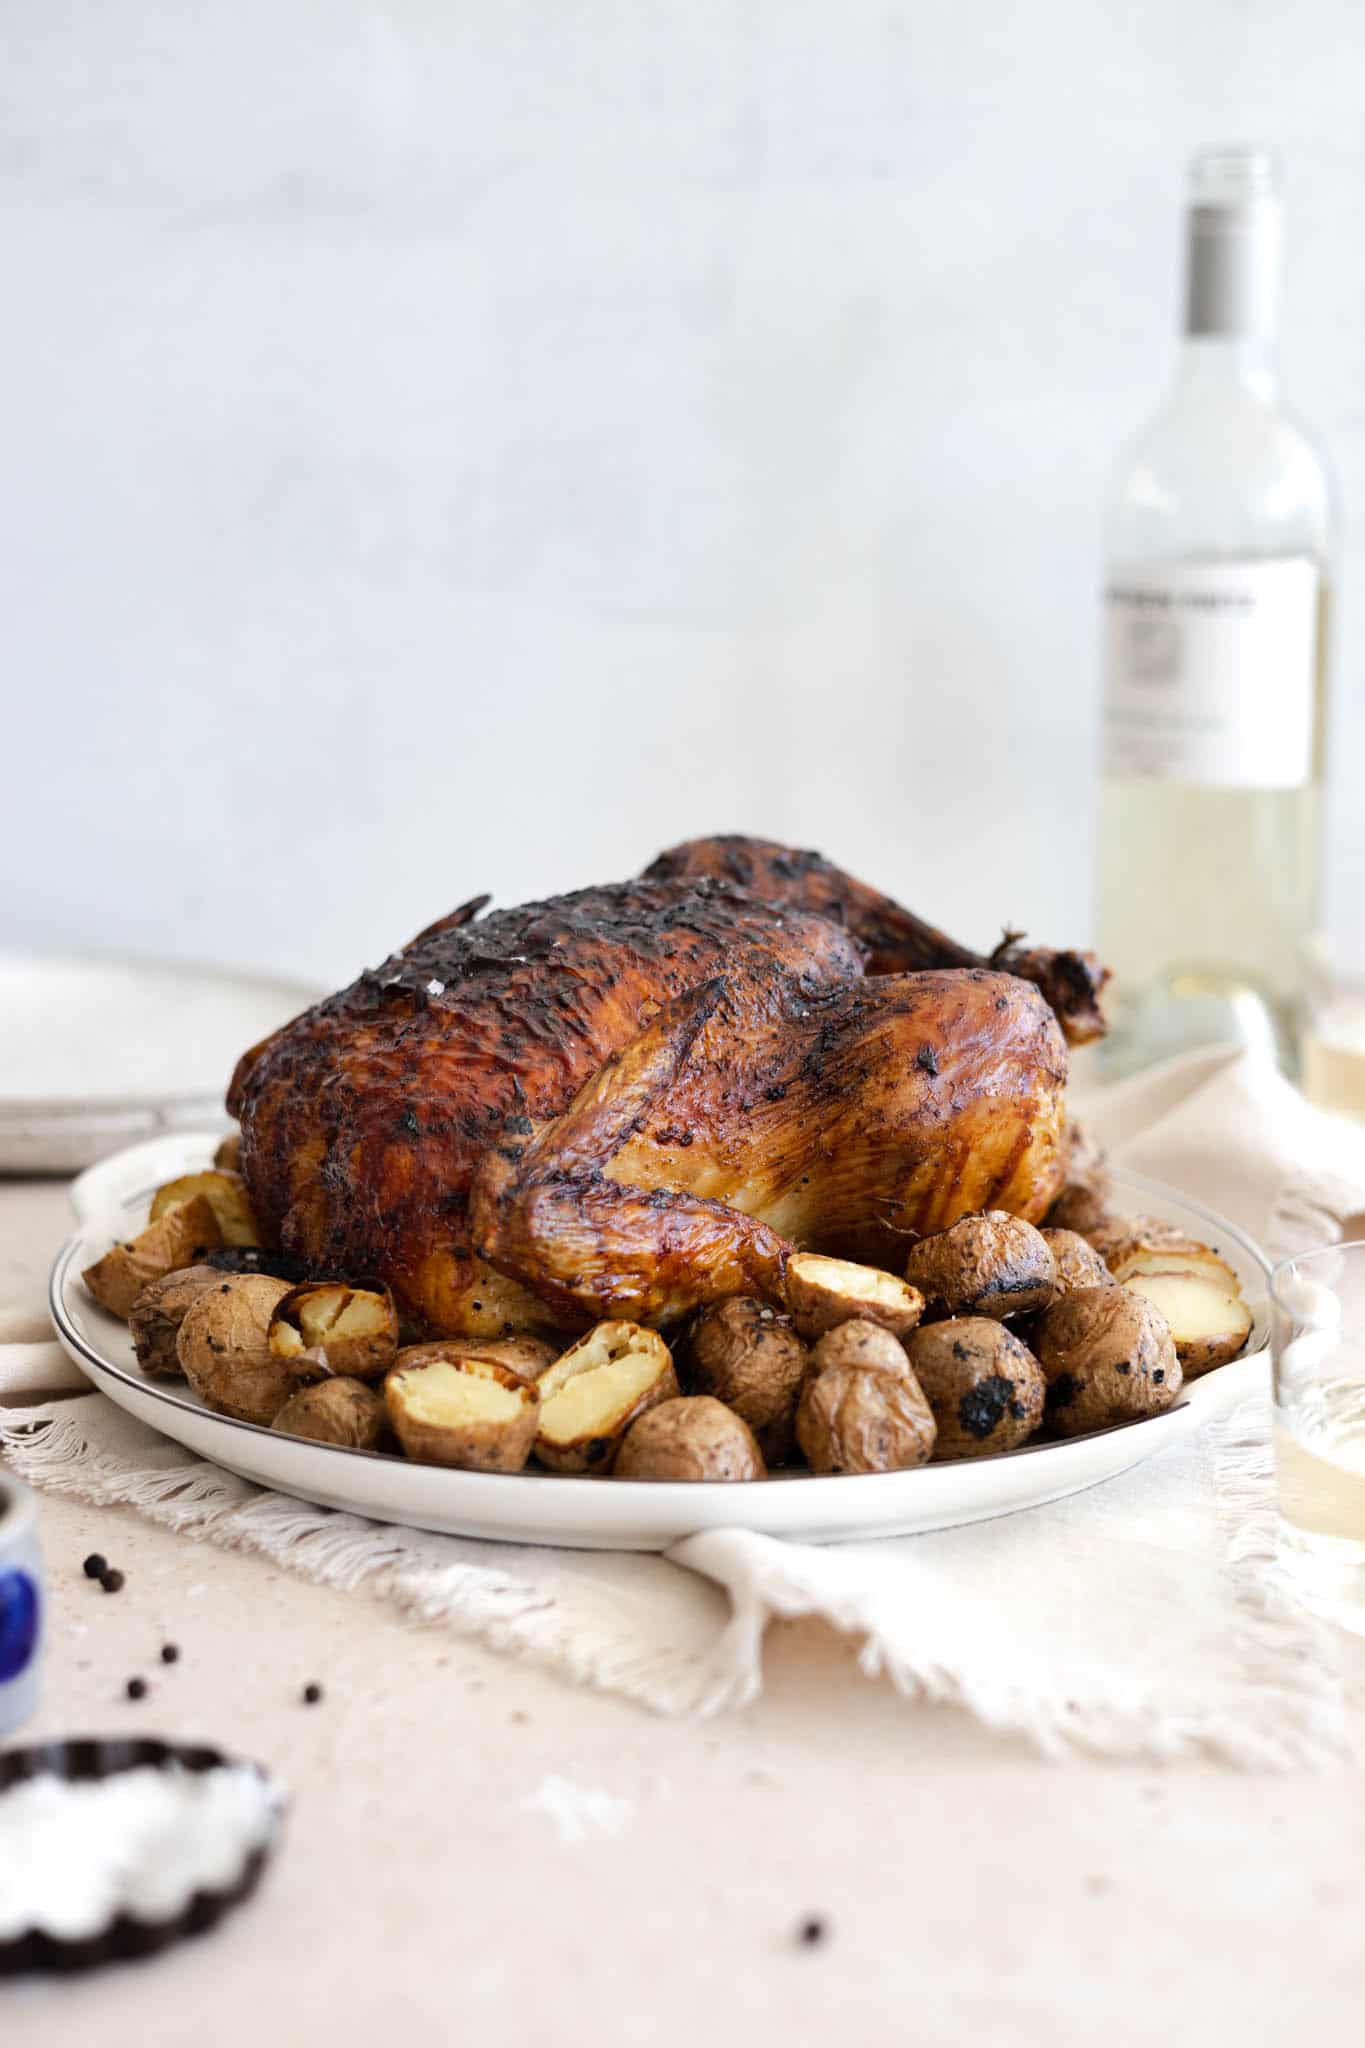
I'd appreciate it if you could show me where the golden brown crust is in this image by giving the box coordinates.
[233,851,1073,1336]
[905,1318,1045,1460]
[613,1396,766,1482]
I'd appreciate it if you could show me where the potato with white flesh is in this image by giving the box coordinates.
[906,1319,1046,1460]
[904,1212,1056,1320]
[176,1274,295,1424]
[1039,1228,1112,1297]
[534,1321,678,1474]
[272,1377,387,1450]
[1033,1286,1181,1436]
[784,1253,924,1341]
[268,1282,399,1382]
[214,1131,243,1173]
[614,1397,766,1482]
[796,1355,937,1476]
[128,1264,224,1376]
[685,1298,808,1464]
[83,1195,225,1320]
[808,1318,912,1380]
[149,1169,260,1248]
[395,1335,559,1382]
[1116,1259,1252,1378]
[385,1354,538,1472]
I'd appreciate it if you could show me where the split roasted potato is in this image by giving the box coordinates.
[534,1322,678,1474]
[127,1263,224,1376]
[385,1353,539,1472]
[905,1318,1046,1460]
[83,1195,225,1320]
[784,1253,924,1342]
[149,1169,260,1248]
[795,1347,937,1476]
[272,1376,387,1450]
[396,1334,560,1382]
[1032,1285,1181,1436]
[614,1396,766,1482]
[268,1281,399,1382]
[685,1298,808,1463]
[176,1273,297,1424]
[904,1212,1057,1321]
[1114,1255,1252,1378]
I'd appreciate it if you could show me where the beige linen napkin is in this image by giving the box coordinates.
[4,1047,1363,1765]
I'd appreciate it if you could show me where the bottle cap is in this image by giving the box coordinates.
[1184,146,1284,338]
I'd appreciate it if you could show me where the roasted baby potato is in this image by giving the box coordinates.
[795,1356,936,1476]
[1039,1228,1112,1297]
[175,1273,296,1424]
[1116,1259,1252,1378]
[214,1131,243,1173]
[1032,1286,1181,1436]
[685,1298,809,1464]
[149,1169,260,1248]
[83,1196,225,1321]
[905,1318,1045,1460]
[614,1396,766,1482]
[127,1263,224,1376]
[904,1212,1057,1320]
[534,1321,678,1474]
[272,1377,387,1450]
[395,1335,559,1382]
[784,1253,925,1342]
[385,1354,538,1472]
[268,1281,399,1382]
[808,1318,912,1381]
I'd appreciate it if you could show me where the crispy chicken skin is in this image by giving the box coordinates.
[230,838,1084,1335]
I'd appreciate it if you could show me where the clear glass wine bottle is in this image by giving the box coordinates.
[1096,147,1338,1077]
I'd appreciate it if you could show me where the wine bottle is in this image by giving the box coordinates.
[1096,147,1337,1076]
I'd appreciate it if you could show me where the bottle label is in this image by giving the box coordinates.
[1103,556,1319,786]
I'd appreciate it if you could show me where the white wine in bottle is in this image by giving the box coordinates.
[1097,148,1337,1076]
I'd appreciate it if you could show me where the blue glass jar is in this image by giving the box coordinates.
[0,1474,43,1736]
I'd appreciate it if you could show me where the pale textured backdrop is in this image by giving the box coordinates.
[4,3,1363,986]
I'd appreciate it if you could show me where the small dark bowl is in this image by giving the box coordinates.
[0,1736,284,1975]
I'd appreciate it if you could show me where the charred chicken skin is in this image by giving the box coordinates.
[230,837,1090,1335]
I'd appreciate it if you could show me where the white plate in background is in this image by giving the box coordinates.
[0,953,318,1172]
[49,1142,1270,1551]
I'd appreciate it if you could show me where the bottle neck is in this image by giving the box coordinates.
[1174,333,1281,403]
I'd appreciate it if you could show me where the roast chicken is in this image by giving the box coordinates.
[229,836,1105,1334]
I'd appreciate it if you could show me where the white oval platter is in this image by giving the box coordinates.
[49,1136,1270,1551]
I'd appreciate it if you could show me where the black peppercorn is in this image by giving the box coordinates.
[797,1917,828,1948]
[100,1568,125,1593]
[161,1643,180,1665]
[126,1677,147,1701]
[83,1552,108,1580]
[302,1682,323,1705]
